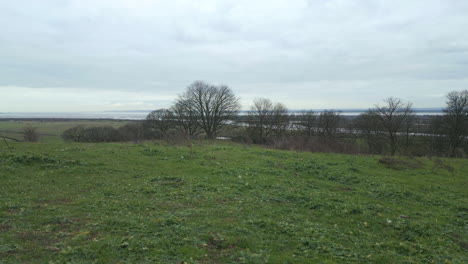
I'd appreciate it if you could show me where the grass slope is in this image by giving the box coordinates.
[1,141,467,263]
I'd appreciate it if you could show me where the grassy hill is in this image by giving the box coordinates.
[1,141,467,263]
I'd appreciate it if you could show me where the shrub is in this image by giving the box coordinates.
[22,126,39,142]
[62,126,121,143]
[62,125,86,142]
[118,123,146,143]
[81,126,121,142]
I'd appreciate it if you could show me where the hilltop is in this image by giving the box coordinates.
[1,141,467,263]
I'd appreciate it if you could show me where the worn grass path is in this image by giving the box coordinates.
[1,141,467,263]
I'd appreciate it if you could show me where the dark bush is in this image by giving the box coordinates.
[62,126,121,143]
[118,123,146,143]
[23,126,39,142]
[81,126,121,142]
[62,125,86,142]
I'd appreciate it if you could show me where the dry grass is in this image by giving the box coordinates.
[270,136,364,154]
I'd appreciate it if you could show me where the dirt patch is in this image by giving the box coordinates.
[337,187,352,191]
[378,157,423,170]
[274,163,288,169]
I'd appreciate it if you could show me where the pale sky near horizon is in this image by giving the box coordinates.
[1,0,468,112]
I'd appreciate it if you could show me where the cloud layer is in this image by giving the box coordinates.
[1,0,468,111]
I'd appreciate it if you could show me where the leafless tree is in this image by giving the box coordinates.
[368,97,415,156]
[247,98,289,143]
[402,113,416,154]
[177,81,240,139]
[425,116,447,156]
[354,113,384,154]
[316,110,343,139]
[296,110,317,139]
[442,90,468,156]
[22,126,39,142]
[171,98,201,137]
[145,109,175,139]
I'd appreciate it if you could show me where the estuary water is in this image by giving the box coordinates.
[0,109,443,120]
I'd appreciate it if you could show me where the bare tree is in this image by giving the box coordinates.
[368,97,414,156]
[354,113,384,154]
[402,112,416,154]
[316,110,343,139]
[22,126,39,142]
[247,98,289,143]
[296,110,317,139]
[425,116,447,156]
[145,109,175,139]
[171,98,201,137]
[442,90,468,156]
[177,81,240,139]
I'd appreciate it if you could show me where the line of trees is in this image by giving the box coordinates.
[61,81,467,158]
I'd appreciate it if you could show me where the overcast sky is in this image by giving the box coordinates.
[1,0,468,112]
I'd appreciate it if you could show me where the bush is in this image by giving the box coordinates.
[22,126,39,142]
[62,126,121,143]
[118,123,146,143]
[62,125,86,142]
[81,126,121,142]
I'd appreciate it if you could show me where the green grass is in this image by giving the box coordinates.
[0,120,129,143]
[1,141,467,263]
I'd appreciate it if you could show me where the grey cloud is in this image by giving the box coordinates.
[1,0,468,111]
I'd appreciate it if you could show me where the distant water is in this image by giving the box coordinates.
[0,111,150,120]
[0,108,443,120]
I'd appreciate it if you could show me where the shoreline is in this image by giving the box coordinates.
[0,118,134,122]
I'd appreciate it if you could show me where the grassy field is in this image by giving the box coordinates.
[1,139,467,263]
[0,120,129,143]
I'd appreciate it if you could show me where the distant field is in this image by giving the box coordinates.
[1,141,467,263]
[0,120,129,143]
